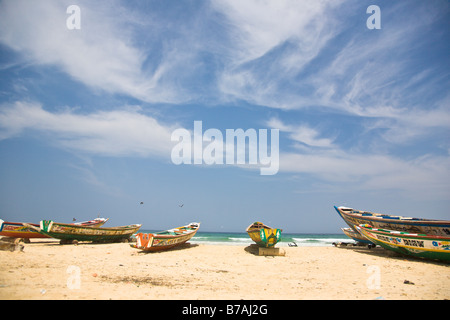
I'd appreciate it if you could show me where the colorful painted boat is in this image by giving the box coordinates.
[131,223,200,252]
[356,224,450,261]
[24,220,141,243]
[341,227,374,245]
[0,218,108,239]
[246,222,282,248]
[334,206,450,236]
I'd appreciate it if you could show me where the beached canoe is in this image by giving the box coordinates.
[131,223,200,252]
[341,227,374,245]
[334,206,450,236]
[0,218,108,239]
[24,220,141,243]
[246,222,282,248]
[356,224,450,261]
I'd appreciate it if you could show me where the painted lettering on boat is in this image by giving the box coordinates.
[376,235,390,242]
[376,234,425,248]
[403,239,424,248]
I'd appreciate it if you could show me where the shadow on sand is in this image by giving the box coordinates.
[335,244,450,266]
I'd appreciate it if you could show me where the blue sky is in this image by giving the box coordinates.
[0,0,449,233]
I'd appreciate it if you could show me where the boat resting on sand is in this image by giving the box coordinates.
[356,224,450,262]
[24,220,141,244]
[246,222,282,248]
[0,218,108,239]
[334,206,450,237]
[341,227,374,245]
[131,223,200,252]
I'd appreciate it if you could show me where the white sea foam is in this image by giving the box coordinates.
[189,233,351,247]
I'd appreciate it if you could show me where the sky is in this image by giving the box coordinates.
[0,0,449,233]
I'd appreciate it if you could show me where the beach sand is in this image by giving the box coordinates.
[0,239,448,300]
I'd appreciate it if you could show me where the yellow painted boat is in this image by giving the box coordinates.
[0,218,108,239]
[356,224,450,261]
[25,220,141,244]
[246,222,282,248]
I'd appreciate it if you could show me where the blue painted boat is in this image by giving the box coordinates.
[334,206,450,237]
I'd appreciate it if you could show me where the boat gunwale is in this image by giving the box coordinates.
[41,221,141,232]
[357,225,450,242]
[335,206,450,227]
[1,218,108,229]
[246,221,283,233]
[137,229,198,239]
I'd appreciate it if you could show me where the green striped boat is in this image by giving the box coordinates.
[24,220,141,244]
[246,222,282,248]
[356,224,450,262]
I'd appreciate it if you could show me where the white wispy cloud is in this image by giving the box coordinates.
[212,0,338,63]
[308,1,450,128]
[0,101,176,158]
[279,147,450,199]
[214,0,450,144]
[1,0,449,198]
[267,118,335,148]
[268,116,450,199]
[1,0,447,119]
[0,0,186,103]
[214,0,341,109]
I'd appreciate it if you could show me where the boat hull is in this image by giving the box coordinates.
[0,218,108,239]
[356,224,450,261]
[131,223,200,252]
[341,227,373,245]
[246,222,282,248]
[335,206,450,236]
[25,220,140,242]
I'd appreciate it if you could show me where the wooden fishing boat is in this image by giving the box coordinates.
[334,206,450,236]
[246,222,282,248]
[0,218,108,239]
[341,227,374,245]
[356,224,450,261]
[131,223,200,252]
[24,220,141,243]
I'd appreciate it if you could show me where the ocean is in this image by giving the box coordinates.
[138,230,352,247]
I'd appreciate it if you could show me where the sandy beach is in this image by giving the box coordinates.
[0,239,448,300]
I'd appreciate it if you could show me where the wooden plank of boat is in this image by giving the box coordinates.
[23,220,141,244]
[356,224,450,262]
[246,221,282,248]
[341,227,374,245]
[131,222,200,252]
[334,206,450,236]
[0,218,108,239]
